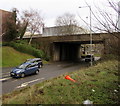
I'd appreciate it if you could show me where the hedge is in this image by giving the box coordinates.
[3,41,46,59]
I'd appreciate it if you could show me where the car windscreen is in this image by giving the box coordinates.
[17,64,28,69]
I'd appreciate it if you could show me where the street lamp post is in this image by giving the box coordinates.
[79,6,93,66]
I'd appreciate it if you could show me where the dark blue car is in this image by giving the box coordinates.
[24,58,43,68]
[10,63,39,78]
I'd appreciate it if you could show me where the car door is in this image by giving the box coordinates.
[36,60,42,68]
[33,60,38,67]
[25,64,37,75]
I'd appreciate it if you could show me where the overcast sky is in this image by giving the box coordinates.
[0,0,119,29]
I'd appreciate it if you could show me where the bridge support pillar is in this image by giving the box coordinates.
[53,43,60,61]
[103,39,110,55]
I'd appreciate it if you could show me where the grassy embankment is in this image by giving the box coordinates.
[1,46,48,67]
[1,46,35,67]
[2,56,119,104]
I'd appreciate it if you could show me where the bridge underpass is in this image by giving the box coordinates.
[29,32,112,61]
[53,40,103,61]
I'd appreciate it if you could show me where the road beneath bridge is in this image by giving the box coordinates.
[1,61,90,95]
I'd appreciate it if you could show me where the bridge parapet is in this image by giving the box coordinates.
[33,33,108,43]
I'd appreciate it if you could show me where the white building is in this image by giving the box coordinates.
[42,25,89,36]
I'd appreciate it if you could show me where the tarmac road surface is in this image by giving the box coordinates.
[1,61,90,95]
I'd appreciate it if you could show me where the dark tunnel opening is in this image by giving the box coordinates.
[60,43,80,61]
[53,42,81,62]
[53,40,104,62]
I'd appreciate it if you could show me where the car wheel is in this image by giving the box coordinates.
[21,73,25,78]
[38,63,42,68]
[39,64,41,68]
[35,70,39,74]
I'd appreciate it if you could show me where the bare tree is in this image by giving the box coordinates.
[21,9,44,44]
[56,13,78,26]
[55,12,86,35]
[78,0,119,34]
[19,21,28,40]
[2,8,29,42]
[81,0,120,55]
[93,0,119,55]
[77,0,119,55]
[92,1,119,33]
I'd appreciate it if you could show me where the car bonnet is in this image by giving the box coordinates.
[11,68,24,73]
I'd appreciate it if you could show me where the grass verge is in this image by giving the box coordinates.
[1,46,35,67]
[1,46,49,67]
[3,41,49,60]
[2,58,119,104]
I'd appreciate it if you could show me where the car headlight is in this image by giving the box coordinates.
[16,70,22,73]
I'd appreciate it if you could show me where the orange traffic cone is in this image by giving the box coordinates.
[65,75,76,82]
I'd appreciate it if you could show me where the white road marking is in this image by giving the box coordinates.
[12,79,18,82]
[16,78,44,89]
[0,77,11,81]
[0,72,10,76]
[2,72,10,75]
[0,72,10,78]
[57,65,61,67]
[2,75,10,77]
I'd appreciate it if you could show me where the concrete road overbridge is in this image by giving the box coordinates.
[25,33,111,61]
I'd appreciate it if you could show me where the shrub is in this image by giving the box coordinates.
[4,41,46,59]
